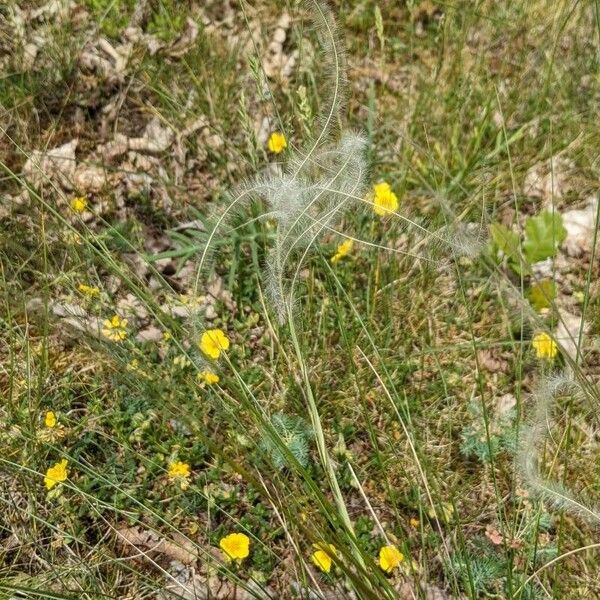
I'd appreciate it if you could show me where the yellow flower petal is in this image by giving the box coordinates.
[311,543,337,573]
[199,370,220,385]
[331,239,354,264]
[44,411,57,428]
[219,532,250,560]
[267,131,287,154]
[379,544,404,574]
[199,329,230,360]
[532,331,558,359]
[44,459,68,490]
[71,197,87,213]
[168,461,191,479]
[372,181,399,216]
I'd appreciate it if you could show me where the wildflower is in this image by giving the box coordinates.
[372,181,398,216]
[532,331,557,359]
[379,544,404,574]
[219,532,250,561]
[102,315,128,342]
[44,459,68,490]
[198,370,220,385]
[71,196,87,213]
[199,328,230,359]
[409,517,419,529]
[168,461,191,490]
[179,293,204,306]
[427,502,454,523]
[267,131,287,154]
[311,543,337,574]
[44,411,57,428]
[331,239,354,264]
[78,283,100,297]
[62,230,82,245]
[173,355,191,369]
[162,331,172,342]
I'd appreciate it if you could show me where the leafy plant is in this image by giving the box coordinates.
[461,398,515,463]
[260,412,314,470]
[527,279,557,311]
[490,210,567,274]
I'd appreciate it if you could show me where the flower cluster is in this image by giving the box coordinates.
[198,370,220,385]
[78,283,100,297]
[71,196,88,213]
[102,315,128,342]
[168,461,191,490]
[45,410,57,428]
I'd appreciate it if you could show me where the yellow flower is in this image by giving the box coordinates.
[102,315,128,342]
[199,329,230,359]
[168,461,191,480]
[44,411,57,428]
[532,331,558,359]
[168,461,191,489]
[378,544,404,574]
[71,197,87,213]
[331,239,354,264]
[78,283,100,297]
[372,181,399,216]
[267,131,287,154]
[219,532,250,561]
[198,370,220,385]
[311,543,337,573]
[44,459,68,490]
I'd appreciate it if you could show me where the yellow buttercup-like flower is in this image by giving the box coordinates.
[71,197,88,213]
[219,532,250,561]
[311,543,337,573]
[45,459,68,490]
[267,131,287,154]
[198,370,220,385]
[532,331,558,359]
[372,182,398,216]
[102,315,128,342]
[331,239,354,265]
[378,544,404,574]
[168,461,191,479]
[168,461,191,489]
[199,329,230,359]
[44,411,57,428]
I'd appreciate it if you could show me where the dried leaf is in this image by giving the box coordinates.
[478,349,509,373]
[116,526,197,565]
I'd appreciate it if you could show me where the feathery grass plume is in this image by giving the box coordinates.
[517,374,600,525]
[265,131,369,322]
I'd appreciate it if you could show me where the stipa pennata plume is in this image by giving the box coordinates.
[517,374,600,525]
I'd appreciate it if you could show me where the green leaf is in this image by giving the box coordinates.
[527,279,557,311]
[489,223,520,263]
[523,210,566,263]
